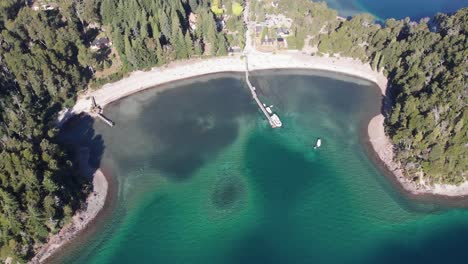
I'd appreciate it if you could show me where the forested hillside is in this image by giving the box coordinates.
[100,0,229,70]
[0,0,241,261]
[0,2,90,261]
[86,0,245,86]
[260,0,467,185]
[318,8,467,185]
[374,11,467,184]
[0,0,466,261]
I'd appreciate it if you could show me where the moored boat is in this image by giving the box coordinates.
[270,114,282,128]
[314,138,322,149]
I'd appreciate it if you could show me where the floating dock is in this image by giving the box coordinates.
[244,58,282,128]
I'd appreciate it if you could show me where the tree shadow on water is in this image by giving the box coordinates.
[59,114,105,179]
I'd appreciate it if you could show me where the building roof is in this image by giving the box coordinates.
[91,38,110,47]
[261,38,275,45]
[277,28,290,34]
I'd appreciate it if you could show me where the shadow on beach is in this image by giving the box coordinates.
[28,114,111,264]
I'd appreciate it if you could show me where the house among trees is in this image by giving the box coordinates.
[261,36,275,46]
[255,26,263,36]
[277,37,286,48]
[229,46,242,53]
[90,37,112,51]
[276,28,290,37]
[86,22,102,30]
[29,0,58,11]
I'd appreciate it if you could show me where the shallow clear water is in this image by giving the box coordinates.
[322,0,468,20]
[58,71,468,264]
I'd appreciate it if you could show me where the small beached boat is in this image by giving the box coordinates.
[314,138,322,149]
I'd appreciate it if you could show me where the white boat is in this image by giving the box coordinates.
[270,114,282,128]
[314,138,322,149]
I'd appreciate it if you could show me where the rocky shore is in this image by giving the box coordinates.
[30,149,108,264]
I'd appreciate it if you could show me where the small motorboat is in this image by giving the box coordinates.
[314,138,322,149]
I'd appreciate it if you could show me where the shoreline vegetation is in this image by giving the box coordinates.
[63,50,468,198]
[46,50,391,263]
[0,0,465,262]
[64,52,388,114]
[43,51,463,262]
[31,149,108,264]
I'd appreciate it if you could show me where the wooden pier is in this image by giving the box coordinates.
[244,57,282,128]
[96,113,114,127]
[91,97,115,127]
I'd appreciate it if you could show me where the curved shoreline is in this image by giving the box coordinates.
[45,50,467,262]
[60,50,468,198]
[30,149,109,264]
[368,115,468,197]
[61,51,388,117]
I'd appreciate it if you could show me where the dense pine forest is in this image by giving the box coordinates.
[0,2,90,261]
[319,7,467,185]
[0,0,466,262]
[256,0,467,185]
[100,0,226,69]
[0,0,242,261]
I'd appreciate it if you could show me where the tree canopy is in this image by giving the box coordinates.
[257,0,467,185]
[232,2,244,16]
[0,0,242,261]
[0,0,466,262]
[0,2,91,261]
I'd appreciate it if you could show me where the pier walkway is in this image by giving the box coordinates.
[244,57,282,128]
[91,97,115,127]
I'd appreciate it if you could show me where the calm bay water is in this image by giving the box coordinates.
[322,0,468,20]
[58,71,468,264]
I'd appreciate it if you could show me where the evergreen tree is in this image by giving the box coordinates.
[216,34,228,56]
[175,27,189,59]
[124,33,136,68]
[194,39,203,56]
[159,9,171,41]
[155,37,165,65]
[185,32,194,57]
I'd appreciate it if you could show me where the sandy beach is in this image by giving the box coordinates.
[30,149,108,264]
[47,49,467,262]
[59,50,468,198]
[61,51,388,117]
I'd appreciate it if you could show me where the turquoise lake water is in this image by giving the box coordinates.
[57,71,468,264]
[322,0,468,20]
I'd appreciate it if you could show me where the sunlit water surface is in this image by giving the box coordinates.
[58,71,468,264]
